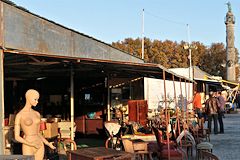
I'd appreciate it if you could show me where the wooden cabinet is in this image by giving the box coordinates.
[128,100,148,126]
[75,117,103,135]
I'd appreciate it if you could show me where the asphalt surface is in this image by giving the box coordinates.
[209,111,240,160]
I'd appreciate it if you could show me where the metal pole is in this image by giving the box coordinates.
[0,2,5,154]
[189,49,192,79]
[172,75,177,107]
[163,71,170,160]
[179,78,185,119]
[186,24,195,99]
[70,66,74,149]
[185,80,188,124]
[141,9,144,60]
[0,49,4,154]
[187,24,192,81]
[107,76,111,121]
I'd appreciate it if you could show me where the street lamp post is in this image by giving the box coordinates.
[142,9,144,60]
[184,42,197,115]
[183,44,196,81]
[183,24,197,126]
[184,24,197,81]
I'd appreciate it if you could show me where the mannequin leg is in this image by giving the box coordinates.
[22,142,45,160]
[34,144,45,160]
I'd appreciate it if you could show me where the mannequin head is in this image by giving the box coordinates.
[25,89,40,107]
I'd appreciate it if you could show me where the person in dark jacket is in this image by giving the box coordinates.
[217,91,225,133]
[205,92,220,134]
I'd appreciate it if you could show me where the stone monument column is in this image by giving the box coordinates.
[225,2,236,81]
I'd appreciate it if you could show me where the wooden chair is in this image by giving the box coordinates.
[122,138,153,160]
[152,127,186,160]
[176,130,196,158]
[63,139,77,151]
[189,125,210,144]
[198,150,219,160]
[196,142,213,160]
[58,139,77,159]
[104,121,122,149]
[58,121,76,140]
[198,128,210,142]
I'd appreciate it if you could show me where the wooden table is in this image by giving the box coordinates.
[131,139,154,160]
[125,135,158,153]
[131,139,148,151]
[0,155,34,160]
[67,147,134,160]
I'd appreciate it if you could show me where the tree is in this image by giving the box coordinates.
[112,38,230,78]
[199,43,226,78]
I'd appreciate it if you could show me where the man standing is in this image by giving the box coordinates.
[205,92,220,134]
[217,91,225,133]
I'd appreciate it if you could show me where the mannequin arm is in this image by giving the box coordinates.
[38,133,56,149]
[36,111,55,149]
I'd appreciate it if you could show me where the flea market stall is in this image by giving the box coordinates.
[0,1,195,157]
[0,0,143,154]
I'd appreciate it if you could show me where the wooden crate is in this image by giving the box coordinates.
[44,122,58,138]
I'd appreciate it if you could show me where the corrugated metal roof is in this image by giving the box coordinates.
[0,0,142,61]
[1,0,194,82]
[170,66,212,80]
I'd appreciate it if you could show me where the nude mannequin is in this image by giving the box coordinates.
[14,89,56,160]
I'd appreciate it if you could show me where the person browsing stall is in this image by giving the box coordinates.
[205,91,220,134]
[217,91,225,133]
[189,90,203,128]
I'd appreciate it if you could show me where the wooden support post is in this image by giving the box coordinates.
[0,49,4,154]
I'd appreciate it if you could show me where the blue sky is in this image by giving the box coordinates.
[11,0,240,50]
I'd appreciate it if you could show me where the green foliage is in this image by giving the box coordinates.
[199,43,226,78]
[112,38,239,79]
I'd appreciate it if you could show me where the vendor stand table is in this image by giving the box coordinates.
[0,155,34,160]
[67,147,134,160]
[122,134,158,153]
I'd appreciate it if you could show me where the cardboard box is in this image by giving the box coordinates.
[43,122,58,138]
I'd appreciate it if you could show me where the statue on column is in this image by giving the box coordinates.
[14,89,56,160]
[226,1,232,12]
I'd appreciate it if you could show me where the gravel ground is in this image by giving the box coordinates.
[209,111,240,160]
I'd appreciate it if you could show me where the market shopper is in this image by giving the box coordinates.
[217,91,225,133]
[14,89,56,160]
[189,90,204,128]
[205,91,220,134]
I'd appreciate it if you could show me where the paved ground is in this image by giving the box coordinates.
[209,110,240,160]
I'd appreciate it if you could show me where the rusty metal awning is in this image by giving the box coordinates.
[4,51,194,82]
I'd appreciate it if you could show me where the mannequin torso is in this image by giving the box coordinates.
[14,89,55,160]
